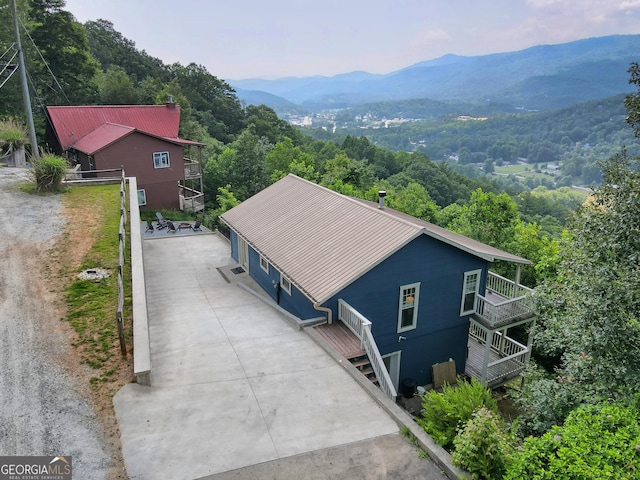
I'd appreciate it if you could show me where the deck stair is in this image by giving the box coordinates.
[315,321,378,384]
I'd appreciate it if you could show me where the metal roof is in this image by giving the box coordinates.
[220,175,530,305]
[47,104,182,151]
[71,122,205,155]
[72,123,134,154]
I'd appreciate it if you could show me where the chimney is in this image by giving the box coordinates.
[166,95,175,108]
[378,190,386,209]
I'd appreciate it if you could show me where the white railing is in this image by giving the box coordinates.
[338,299,398,401]
[468,321,528,384]
[179,184,205,212]
[487,271,533,298]
[475,293,535,328]
[338,299,371,347]
[361,328,397,400]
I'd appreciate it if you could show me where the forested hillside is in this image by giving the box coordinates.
[3,2,640,476]
[306,94,640,190]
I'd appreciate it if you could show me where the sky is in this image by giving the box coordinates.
[64,0,640,81]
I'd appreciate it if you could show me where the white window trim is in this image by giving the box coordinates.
[153,151,170,169]
[460,269,482,316]
[280,275,292,295]
[137,189,147,206]
[397,282,420,333]
[259,255,269,273]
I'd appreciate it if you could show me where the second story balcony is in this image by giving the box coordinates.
[473,271,536,329]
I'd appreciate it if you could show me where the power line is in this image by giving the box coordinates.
[18,14,71,105]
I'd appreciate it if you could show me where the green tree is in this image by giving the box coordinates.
[27,0,99,105]
[245,104,302,145]
[203,129,270,202]
[444,188,520,248]
[266,137,316,182]
[386,182,439,223]
[520,152,640,432]
[84,19,168,83]
[97,65,138,104]
[506,402,640,479]
[169,62,245,143]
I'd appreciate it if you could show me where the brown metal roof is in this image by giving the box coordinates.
[220,175,530,305]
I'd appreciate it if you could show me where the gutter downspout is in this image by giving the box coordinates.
[313,303,332,324]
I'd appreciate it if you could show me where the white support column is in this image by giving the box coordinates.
[515,265,522,297]
[498,327,507,356]
[481,329,494,382]
[524,319,535,365]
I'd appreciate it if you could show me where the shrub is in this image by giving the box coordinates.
[0,118,27,147]
[417,376,498,449]
[505,402,640,480]
[452,407,513,480]
[32,154,67,192]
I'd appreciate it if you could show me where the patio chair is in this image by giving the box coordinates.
[167,221,177,233]
[145,220,154,233]
[156,212,168,230]
[193,220,202,231]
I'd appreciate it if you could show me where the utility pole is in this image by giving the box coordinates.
[11,0,39,160]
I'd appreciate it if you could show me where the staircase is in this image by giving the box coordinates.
[349,353,379,385]
[315,321,378,385]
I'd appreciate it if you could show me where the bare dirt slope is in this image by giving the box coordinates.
[0,168,123,479]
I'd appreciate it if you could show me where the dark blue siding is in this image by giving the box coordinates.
[228,228,320,319]
[247,246,278,301]
[325,234,488,386]
[229,230,239,262]
[230,227,492,386]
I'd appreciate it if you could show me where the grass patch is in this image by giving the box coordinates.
[401,426,429,459]
[62,184,132,386]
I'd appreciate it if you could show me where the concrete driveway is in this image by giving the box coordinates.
[114,232,423,480]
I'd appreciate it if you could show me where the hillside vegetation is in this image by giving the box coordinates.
[3,2,640,477]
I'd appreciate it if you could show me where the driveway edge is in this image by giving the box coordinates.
[306,327,470,480]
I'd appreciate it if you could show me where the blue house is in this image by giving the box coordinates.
[220,175,537,400]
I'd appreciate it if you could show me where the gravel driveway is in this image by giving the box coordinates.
[0,168,115,479]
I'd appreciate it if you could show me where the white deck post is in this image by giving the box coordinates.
[524,319,535,365]
[515,265,522,297]
[481,329,493,382]
[498,327,507,355]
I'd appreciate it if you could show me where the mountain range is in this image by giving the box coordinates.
[230,35,640,114]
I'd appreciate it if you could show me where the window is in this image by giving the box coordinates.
[153,151,170,169]
[137,189,147,206]
[460,269,482,316]
[397,283,420,333]
[259,255,269,273]
[280,275,292,295]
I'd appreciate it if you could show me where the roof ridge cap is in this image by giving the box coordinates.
[285,174,423,231]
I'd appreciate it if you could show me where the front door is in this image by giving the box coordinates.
[382,351,401,392]
[237,236,249,270]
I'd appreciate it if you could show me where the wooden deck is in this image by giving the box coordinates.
[315,321,365,360]
[465,336,525,388]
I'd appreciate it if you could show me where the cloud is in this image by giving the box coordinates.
[409,28,451,49]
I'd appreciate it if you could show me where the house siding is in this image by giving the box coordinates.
[76,132,183,210]
[228,226,490,386]
[323,235,487,385]
[229,230,329,319]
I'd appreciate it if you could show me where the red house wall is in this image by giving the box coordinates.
[79,133,184,210]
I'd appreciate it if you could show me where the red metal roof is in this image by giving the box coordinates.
[47,104,182,151]
[72,123,134,155]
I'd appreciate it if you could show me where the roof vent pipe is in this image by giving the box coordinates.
[378,190,386,209]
